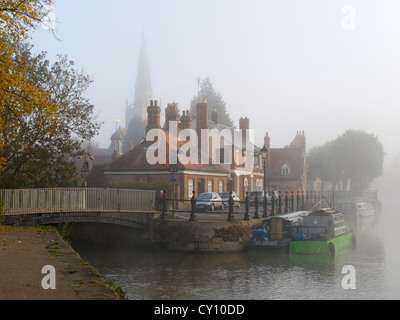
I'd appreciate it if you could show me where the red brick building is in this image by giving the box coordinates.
[102,100,231,206]
[90,98,307,203]
[264,131,307,193]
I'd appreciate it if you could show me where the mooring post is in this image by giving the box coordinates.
[290,191,295,212]
[160,190,167,219]
[278,191,282,215]
[244,192,250,221]
[254,194,260,219]
[284,191,289,213]
[190,190,197,221]
[227,191,235,222]
[262,190,268,218]
[271,193,275,216]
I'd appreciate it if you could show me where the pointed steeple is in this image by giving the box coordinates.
[134,33,153,122]
[125,33,153,150]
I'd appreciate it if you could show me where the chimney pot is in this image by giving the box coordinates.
[196,100,208,144]
[239,117,250,130]
[212,107,220,124]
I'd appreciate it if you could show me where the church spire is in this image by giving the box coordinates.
[125,32,153,149]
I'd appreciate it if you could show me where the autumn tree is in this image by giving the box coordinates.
[190,78,234,127]
[0,43,101,188]
[0,0,55,172]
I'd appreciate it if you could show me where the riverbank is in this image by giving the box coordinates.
[0,225,125,300]
[150,217,262,252]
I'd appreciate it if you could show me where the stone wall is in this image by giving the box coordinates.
[149,218,262,253]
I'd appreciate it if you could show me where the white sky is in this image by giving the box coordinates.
[31,0,400,165]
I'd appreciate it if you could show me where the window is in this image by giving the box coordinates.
[219,180,224,193]
[282,164,291,176]
[188,179,194,198]
[254,155,259,167]
[256,179,263,191]
[208,180,213,193]
[244,178,248,194]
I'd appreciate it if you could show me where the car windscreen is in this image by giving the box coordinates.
[219,193,230,198]
[197,194,212,200]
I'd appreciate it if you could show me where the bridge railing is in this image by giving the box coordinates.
[0,188,156,215]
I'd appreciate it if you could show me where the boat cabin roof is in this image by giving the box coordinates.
[309,208,340,216]
[270,211,310,221]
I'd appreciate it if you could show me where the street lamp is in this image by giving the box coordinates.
[260,144,268,190]
[260,144,268,217]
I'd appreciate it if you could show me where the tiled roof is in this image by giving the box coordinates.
[104,131,229,174]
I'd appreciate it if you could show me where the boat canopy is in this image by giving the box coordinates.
[270,211,310,221]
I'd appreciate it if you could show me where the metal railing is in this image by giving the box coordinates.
[0,188,156,215]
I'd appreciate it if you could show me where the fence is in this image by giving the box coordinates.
[158,189,340,222]
[0,188,156,215]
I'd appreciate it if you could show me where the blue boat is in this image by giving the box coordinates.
[247,211,310,251]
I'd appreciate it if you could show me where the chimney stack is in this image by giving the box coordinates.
[165,103,179,131]
[180,110,192,130]
[239,117,250,131]
[264,132,271,174]
[290,131,306,149]
[146,100,161,133]
[196,98,208,135]
[212,107,219,124]
[196,99,209,160]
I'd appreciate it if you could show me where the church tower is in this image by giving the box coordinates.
[124,33,153,150]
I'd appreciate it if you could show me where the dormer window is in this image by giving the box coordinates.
[281,164,291,176]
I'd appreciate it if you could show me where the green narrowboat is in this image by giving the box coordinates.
[289,208,354,256]
[247,211,310,251]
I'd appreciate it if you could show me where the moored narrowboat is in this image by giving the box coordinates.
[289,208,354,256]
[336,197,376,232]
[247,211,310,251]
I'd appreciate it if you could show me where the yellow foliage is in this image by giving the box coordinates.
[0,0,56,172]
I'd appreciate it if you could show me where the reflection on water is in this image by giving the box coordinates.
[71,201,400,300]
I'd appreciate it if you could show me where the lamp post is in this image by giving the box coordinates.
[260,144,268,217]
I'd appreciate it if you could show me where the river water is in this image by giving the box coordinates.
[70,196,400,300]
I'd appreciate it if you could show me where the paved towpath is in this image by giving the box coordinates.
[0,226,122,300]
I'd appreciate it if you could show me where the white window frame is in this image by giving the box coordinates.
[208,180,213,193]
[281,164,291,176]
[188,179,194,198]
[219,180,224,193]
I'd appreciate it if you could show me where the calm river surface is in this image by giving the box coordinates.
[70,197,400,300]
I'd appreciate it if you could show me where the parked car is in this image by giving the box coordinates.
[195,192,224,211]
[248,191,271,205]
[264,191,280,203]
[219,192,241,208]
